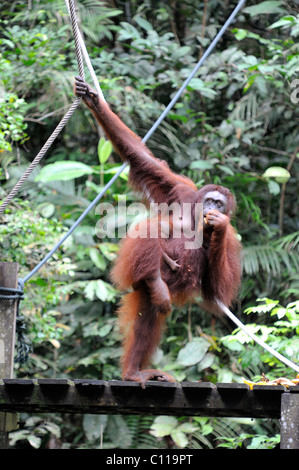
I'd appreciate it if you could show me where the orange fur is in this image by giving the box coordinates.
[117,290,169,378]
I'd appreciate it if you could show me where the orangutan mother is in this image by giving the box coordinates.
[75,76,242,386]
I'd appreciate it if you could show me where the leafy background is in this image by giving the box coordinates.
[0,0,298,449]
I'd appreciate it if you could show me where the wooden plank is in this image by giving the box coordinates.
[0,379,285,419]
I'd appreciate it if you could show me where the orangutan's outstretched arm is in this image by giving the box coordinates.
[74,76,197,204]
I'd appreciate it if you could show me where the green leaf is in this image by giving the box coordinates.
[187,78,205,90]
[173,46,192,60]
[118,22,141,41]
[187,79,217,99]
[106,415,132,448]
[217,164,234,176]
[222,336,244,352]
[35,161,93,182]
[262,166,291,184]
[28,435,42,449]
[83,414,107,442]
[37,202,55,218]
[98,323,113,337]
[170,429,188,448]
[95,280,116,302]
[84,279,117,302]
[150,416,178,437]
[168,113,188,123]
[269,16,296,29]
[99,242,119,260]
[98,137,113,164]
[177,422,197,433]
[243,1,286,17]
[197,352,215,372]
[89,247,107,270]
[134,16,153,32]
[190,160,215,171]
[254,75,267,96]
[233,29,248,41]
[268,180,280,195]
[177,339,210,366]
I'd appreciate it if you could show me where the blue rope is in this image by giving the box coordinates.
[142,0,246,144]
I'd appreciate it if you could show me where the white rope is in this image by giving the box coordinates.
[66,0,85,79]
[216,298,299,374]
[65,0,105,101]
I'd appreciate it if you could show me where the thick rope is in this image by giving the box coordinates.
[0,0,86,217]
[67,0,85,80]
[0,99,81,216]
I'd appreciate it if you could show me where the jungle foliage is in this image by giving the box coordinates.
[0,0,299,449]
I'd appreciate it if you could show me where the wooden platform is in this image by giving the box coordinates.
[2,263,299,448]
[0,378,297,418]
[1,378,299,448]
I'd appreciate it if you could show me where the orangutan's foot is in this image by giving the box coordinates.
[123,369,176,388]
